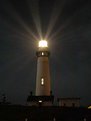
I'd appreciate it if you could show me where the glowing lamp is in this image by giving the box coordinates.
[88,106,91,109]
[39,100,42,103]
[39,40,48,47]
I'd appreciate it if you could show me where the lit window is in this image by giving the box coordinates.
[42,52,44,55]
[41,78,44,85]
[88,106,91,109]
[39,100,42,103]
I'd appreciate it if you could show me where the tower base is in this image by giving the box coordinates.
[27,95,54,106]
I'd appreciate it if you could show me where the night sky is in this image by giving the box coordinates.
[0,0,91,106]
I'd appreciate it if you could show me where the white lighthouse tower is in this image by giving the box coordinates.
[27,40,54,106]
[36,40,50,96]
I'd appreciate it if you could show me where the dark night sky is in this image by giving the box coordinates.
[0,0,91,106]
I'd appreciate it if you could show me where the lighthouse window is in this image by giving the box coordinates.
[41,78,44,85]
[39,100,42,103]
[42,52,44,55]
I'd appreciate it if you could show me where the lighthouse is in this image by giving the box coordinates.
[27,40,54,106]
[35,40,51,96]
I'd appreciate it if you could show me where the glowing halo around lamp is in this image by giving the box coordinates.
[38,40,48,47]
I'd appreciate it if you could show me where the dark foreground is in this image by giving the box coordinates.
[0,105,91,121]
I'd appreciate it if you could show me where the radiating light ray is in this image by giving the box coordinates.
[0,0,38,41]
[49,18,72,41]
[27,0,42,40]
[0,18,36,44]
[0,0,36,74]
[49,8,82,42]
[45,0,65,39]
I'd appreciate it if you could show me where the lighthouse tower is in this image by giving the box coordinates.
[36,40,50,96]
[27,40,54,106]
